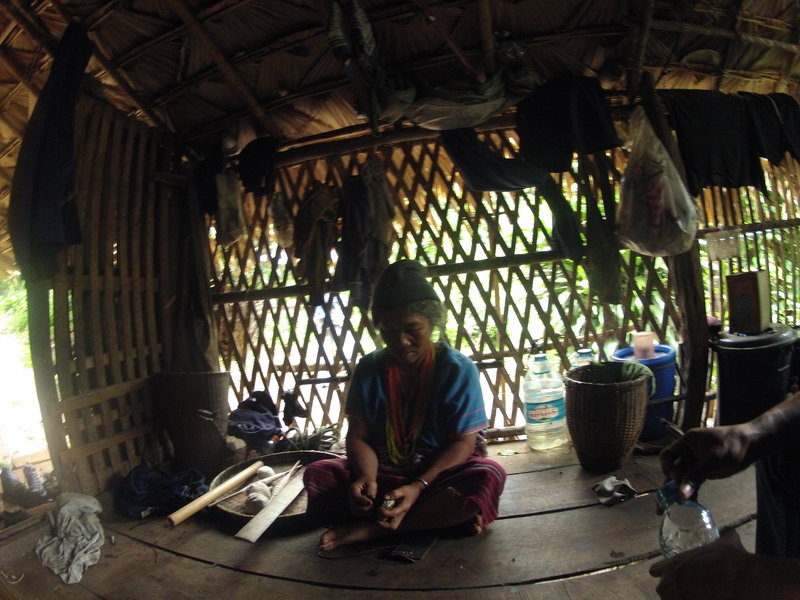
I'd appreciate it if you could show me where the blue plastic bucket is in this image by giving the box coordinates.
[612,344,677,441]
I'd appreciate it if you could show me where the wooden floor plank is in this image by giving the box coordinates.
[0,498,758,600]
[499,454,664,517]
[103,466,755,591]
[0,526,102,600]
[0,447,758,599]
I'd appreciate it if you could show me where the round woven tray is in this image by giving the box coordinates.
[564,363,649,473]
[209,449,340,519]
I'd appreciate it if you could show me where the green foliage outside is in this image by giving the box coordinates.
[0,274,31,367]
[0,275,28,335]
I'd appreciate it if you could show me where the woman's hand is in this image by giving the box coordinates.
[375,481,424,530]
[348,475,378,516]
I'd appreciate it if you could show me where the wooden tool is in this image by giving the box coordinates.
[235,467,305,542]
[167,460,264,526]
[208,466,294,507]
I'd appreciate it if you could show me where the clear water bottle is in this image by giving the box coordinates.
[656,480,719,557]
[571,347,595,367]
[523,354,567,450]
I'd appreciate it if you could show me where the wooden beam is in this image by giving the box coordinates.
[638,71,708,431]
[25,277,77,491]
[114,0,261,70]
[649,18,800,55]
[627,0,655,100]
[478,0,496,74]
[0,45,41,99]
[164,0,283,139]
[211,250,561,305]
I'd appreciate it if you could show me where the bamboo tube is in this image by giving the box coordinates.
[167,460,264,526]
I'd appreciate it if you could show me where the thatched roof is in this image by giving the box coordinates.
[0,0,798,273]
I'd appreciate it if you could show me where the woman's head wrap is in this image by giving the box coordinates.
[371,259,440,324]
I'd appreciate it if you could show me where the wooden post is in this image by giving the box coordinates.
[637,72,709,430]
[26,278,77,491]
[478,0,496,75]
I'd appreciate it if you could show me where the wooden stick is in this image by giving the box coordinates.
[209,461,300,506]
[235,468,306,542]
[167,460,264,526]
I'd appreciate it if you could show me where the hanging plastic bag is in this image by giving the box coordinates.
[617,106,698,256]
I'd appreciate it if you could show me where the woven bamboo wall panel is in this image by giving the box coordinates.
[45,98,168,495]
[698,157,800,332]
[211,131,684,434]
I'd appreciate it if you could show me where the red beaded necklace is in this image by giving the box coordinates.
[385,343,436,465]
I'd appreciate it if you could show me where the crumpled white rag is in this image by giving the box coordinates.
[35,492,104,583]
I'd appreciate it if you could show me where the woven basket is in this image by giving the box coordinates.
[564,363,649,473]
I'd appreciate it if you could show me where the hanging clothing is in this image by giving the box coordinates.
[439,127,584,262]
[333,157,395,308]
[328,0,414,133]
[238,137,279,196]
[214,167,246,247]
[658,89,766,197]
[293,183,339,305]
[740,92,800,166]
[515,76,620,173]
[8,23,93,280]
[268,190,294,249]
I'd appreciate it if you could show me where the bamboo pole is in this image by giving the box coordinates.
[164,0,283,138]
[638,71,708,430]
[478,0,496,75]
[167,460,265,526]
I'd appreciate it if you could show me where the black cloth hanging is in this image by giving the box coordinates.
[658,89,766,197]
[440,128,583,261]
[333,157,395,307]
[514,76,620,173]
[740,92,800,166]
[8,23,93,280]
[238,137,279,196]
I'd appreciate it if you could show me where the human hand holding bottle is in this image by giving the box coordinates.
[658,423,756,500]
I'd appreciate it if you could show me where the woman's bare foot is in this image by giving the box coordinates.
[468,513,484,536]
[319,521,386,552]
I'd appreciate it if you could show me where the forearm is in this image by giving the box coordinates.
[346,434,379,480]
[746,391,800,460]
[417,434,477,484]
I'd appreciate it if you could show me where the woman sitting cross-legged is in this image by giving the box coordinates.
[303,259,507,554]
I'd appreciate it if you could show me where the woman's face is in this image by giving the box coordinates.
[378,307,433,368]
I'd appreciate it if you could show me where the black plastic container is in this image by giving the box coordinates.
[712,323,797,425]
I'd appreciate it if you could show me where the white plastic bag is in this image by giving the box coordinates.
[617,106,698,256]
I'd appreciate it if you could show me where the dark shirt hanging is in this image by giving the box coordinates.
[8,23,93,280]
[658,90,766,197]
[515,76,620,173]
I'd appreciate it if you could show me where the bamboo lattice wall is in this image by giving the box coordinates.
[38,97,171,495]
[211,129,687,436]
[35,113,800,496]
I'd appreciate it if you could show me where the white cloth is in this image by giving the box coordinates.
[35,492,104,584]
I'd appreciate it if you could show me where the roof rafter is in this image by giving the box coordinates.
[3,0,168,128]
[164,0,282,139]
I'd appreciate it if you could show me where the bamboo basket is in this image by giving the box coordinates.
[563,363,649,473]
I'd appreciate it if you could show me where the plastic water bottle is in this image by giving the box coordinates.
[571,348,595,367]
[656,481,719,557]
[523,354,567,450]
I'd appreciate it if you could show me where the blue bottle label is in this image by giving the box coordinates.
[525,397,565,424]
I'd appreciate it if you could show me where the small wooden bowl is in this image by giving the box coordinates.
[209,450,340,519]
